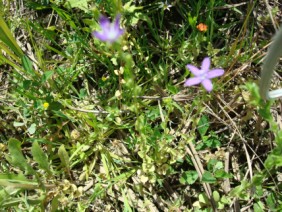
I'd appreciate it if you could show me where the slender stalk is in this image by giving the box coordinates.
[260,25,282,99]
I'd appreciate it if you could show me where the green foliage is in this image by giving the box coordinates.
[1,0,282,211]
[21,56,38,77]
[198,115,209,137]
[31,142,51,175]
[202,171,217,183]
[64,0,91,12]
[180,171,199,185]
[7,138,35,174]
[196,115,221,150]
[0,16,23,57]
[58,145,71,176]
[0,173,38,189]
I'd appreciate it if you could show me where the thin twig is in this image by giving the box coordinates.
[213,101,253,179]
[136,94,192,102]
[263,0,278,30]
[223,151,231,194]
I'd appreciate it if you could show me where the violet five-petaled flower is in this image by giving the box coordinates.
[92,14,124,43]
[184,57,224,92]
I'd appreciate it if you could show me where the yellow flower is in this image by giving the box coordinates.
[102,76,108,81]
[43,102,49,109]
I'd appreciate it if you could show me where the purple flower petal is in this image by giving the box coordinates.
[113,16,124,38]
[92,14,124,43]
[184,77,202,86]
[114,14,121,29]
[113,28,124,39]
[207,69,224,79]
[92,31,108,42]
[186,64,200,75]
[201,79,213,92]
[184,57,224,92]
[201,57,210,72]
[106,31,119,42]
[99,15,110,29]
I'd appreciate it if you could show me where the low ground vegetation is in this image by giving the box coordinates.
[0,0,282,211]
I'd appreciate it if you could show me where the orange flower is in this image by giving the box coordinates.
[196,23,208,32]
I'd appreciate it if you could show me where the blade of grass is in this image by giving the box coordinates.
[0,16,24,58]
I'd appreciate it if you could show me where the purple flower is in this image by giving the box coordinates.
[184,57,224,92]
[92,14,124,43]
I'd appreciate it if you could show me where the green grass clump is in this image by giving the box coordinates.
[0,0,282,211]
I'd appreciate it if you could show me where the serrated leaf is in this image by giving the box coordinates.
[7,138,34,174]
[202,171,216,183]
[58,145,70,170]
[31,142,51,174]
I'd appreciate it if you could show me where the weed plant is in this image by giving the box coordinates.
[0,0,282,211]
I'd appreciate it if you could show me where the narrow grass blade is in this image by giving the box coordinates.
[0,42,20,62]
[0,16,24,57]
